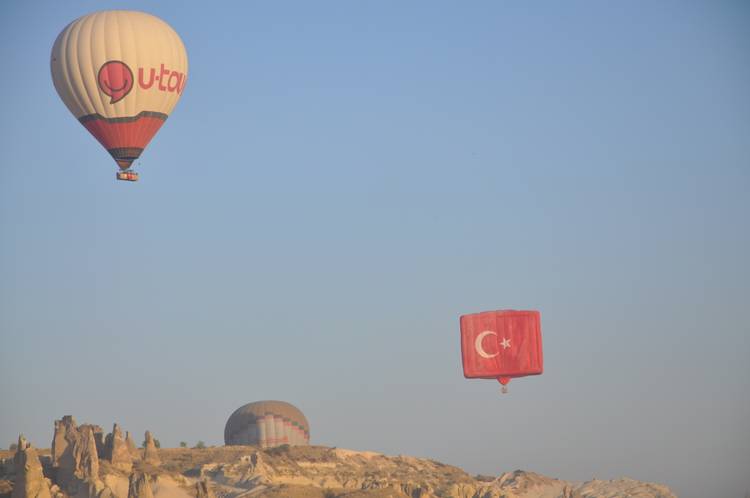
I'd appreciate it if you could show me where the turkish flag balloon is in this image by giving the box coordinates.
[460,310,543,387]
[51,11,188,173]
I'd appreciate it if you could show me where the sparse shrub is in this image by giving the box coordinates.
[265,444,290,456]
[9,443,17,451]
[179,441,187,448]
[194,441,206,449]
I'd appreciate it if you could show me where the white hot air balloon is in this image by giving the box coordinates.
[51,10,188,181]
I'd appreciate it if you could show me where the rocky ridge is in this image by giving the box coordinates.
[1,416,677,498]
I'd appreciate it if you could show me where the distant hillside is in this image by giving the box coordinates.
[1,442,677,498]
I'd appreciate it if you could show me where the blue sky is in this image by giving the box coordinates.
[1,2,749,498]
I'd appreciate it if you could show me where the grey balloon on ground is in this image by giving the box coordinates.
[224,400,310,448]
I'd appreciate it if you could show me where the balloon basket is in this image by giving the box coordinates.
[116,170,139,182]
[501,386,508,394]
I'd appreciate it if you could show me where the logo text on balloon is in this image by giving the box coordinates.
[98,61,187,105]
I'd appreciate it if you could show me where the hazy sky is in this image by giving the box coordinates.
[1,2,749,498]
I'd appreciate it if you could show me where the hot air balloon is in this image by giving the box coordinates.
[460,310,543,393]
[224,401,310,448]
[50,10,188,181]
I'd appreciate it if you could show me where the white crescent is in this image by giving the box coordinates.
[475,330,499,359]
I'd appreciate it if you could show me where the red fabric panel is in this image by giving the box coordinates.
[82,115,166,151]
[460,310,543,381]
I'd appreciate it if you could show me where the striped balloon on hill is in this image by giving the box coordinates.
[50,10,188,180]
[224,401,310,448]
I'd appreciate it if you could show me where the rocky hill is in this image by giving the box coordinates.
[0,416,677,498]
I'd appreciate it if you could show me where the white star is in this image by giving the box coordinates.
[501,337,511,349]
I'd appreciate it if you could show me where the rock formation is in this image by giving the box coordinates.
[124,433,137,458]
[50,417,103,498]
[11,436,52,498]
[91,428,105,462]
[103,425,132,472]
[74,425,100,481]
[51,417,76,467]
[141,433,159,467]
[1,416,679,498]
[126,474,153,498]
[188,446,678,498]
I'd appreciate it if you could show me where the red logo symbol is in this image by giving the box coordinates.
[97,61,134,104]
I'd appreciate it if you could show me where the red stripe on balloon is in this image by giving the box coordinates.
[80,112,167,152]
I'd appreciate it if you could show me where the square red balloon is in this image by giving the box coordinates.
[460,310,543,380]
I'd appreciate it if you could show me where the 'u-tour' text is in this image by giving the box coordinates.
[97,60,186,104]
[138,64,187,94]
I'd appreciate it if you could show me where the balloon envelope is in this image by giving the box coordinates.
[51,10,188,171]
[460,310,543,386]
[224,401,310,448]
